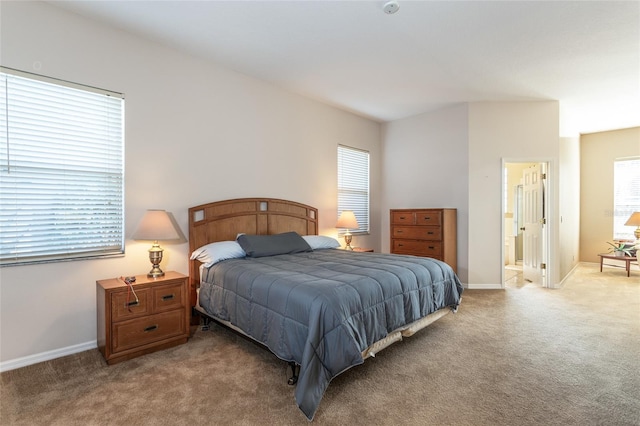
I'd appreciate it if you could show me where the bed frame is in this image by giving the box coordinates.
[188,197,318,384]
[188,197,454,387]
[188,198,318,311]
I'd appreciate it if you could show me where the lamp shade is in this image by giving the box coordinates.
[336,211,359,230]
[624,212,640,227]
[132,210,180,241]
[625,211,640,240]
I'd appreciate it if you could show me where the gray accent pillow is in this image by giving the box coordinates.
[237,232,312,258]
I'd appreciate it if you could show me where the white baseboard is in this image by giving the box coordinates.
[556,262,583,288]
[467,283,503,290]
[0,340,97,373]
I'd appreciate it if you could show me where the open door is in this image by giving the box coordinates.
[522,164,545,284]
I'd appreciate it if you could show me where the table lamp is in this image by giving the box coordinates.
[133,210,180,277]
[336,211,360,250]
[624,212,640,240]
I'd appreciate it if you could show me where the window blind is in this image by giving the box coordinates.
[0,68,125,266]
[338,145,370,234]
[613,157,640,240]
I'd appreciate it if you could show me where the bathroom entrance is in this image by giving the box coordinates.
[503,161,548,287]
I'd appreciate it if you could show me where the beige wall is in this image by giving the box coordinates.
[381,104,470,283]
[468,101,560,287]
[559,136,581,278]
[0,2,381,367]
[580,127,640,262]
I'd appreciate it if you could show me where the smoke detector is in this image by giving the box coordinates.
[383,1,400,14]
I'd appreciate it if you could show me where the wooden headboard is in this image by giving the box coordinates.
[188,198,318,305]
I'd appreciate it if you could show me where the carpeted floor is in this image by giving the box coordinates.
[1,263,639,425]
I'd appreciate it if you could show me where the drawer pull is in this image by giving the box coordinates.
[127,300,139,307]
[398,244,404,247]
[424,217,430,220]
[428,246,435,249]
[397,230,403,233]
[144,325,158,332]
[399,216,406,219]
[427,232,434,235]
[161,294,175,301]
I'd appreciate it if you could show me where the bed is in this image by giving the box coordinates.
[188,198,463,420]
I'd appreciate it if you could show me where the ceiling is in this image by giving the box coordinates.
[49,1,639,136]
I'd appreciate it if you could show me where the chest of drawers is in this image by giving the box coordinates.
[96,271,189,365]
[390,208,457,273]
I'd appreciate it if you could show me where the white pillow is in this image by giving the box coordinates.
[190,241,246,267]
[302,235,341,250]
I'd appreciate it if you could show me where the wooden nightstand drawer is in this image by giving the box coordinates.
[112,310,186,353]
[112,288,151,321]
[152,282,185,312]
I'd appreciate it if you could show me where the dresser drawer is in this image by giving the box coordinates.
[152,282,185,312]
[391,211,415,225]
[393,240,443,257]
[112,310,186,353]
[415,211,442,226]
[392,226,442,241]
[112,288,151,321]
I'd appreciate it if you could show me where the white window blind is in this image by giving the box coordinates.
[613,157,640,240]
[0,68,125,266]
[338,145,369,233]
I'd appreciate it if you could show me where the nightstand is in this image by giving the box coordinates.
[352,247,374,252]
[96,271,189,365]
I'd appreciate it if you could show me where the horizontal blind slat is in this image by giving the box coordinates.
[338,145,370,234]
[0,70,124,265]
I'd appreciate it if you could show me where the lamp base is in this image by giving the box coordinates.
[147,266,165,278]
[148,242,165,278]
[344,233,354,250]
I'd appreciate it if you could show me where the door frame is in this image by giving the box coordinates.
[501,159,551,288]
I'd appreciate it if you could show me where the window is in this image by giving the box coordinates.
[337,145,369,233]
[613,157,640,240]
[0,68,125,266]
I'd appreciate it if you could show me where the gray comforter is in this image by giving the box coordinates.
[199,249,463,420]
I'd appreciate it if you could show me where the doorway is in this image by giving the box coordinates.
[503,161,549,288]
